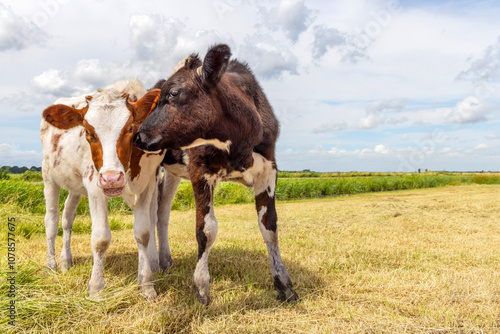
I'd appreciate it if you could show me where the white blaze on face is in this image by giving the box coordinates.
[85,99,131,175]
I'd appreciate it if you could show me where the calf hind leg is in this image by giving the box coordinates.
[254,167,298,302]
[157,170,181,271]
[147,182,160,272]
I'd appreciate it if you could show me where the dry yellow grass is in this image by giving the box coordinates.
[1,184,500,333]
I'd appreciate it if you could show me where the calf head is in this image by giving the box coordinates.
[43,88,160,197]
[133,44,232,152]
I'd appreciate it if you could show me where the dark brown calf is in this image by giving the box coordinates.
[134,44,298,304]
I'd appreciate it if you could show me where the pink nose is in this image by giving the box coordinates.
[99,172,125,188]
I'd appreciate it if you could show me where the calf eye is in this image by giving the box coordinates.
[129,126,133,133]
[168,90,179,98]
[85,130,96,142]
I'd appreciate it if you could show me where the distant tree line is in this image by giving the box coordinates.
[1,166,42,174]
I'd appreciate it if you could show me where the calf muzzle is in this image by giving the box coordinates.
[99,171,125,197]
[133,131,163,153]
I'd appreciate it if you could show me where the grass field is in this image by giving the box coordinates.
[1,183,499,333]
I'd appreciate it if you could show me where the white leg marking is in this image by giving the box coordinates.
[193,251,211,302]
[254,166,298,301]
[87,193,111,298]
[203,206,218,246]
[157,171,181,271]
[133,179,158,299]
[257,205,285,279]
[60,192,81,272]
[147,182,159,272]
[44,180,60,271]
[243,153,276,195]
[257,206,276,244]
[193,203,218,304]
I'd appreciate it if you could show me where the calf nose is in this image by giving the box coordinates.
[133,132,147,150]
[133,131,162,152]
[99,171,125,188]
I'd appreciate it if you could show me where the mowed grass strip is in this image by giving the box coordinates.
[1,184,499,333]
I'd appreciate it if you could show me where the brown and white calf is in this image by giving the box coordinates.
[133,44,299,304]
[40,79,164,298]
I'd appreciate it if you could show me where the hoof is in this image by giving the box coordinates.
[87,292,104,301]
[47,259,57,272]
[150,261,160,273]
[140,284,157,300]
[273,276,299,303]
[59,257,73,273]
[88,281,104,299]
[276,287,299,302]
[159,258,173,272]
[192,283,210,305]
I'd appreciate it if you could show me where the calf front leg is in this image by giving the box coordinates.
[147,179,160,272]
[60,192,81,272]
[43,180,60,271]
[254,164,298,302]
[191,177,217,305]
[87,193,111,298]
[157,170,181,271]
[134,179,158,299]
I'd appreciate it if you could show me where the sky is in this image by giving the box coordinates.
[0,0,499,172]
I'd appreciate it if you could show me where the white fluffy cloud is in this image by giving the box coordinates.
[474,143,489,150]
[260,0,316,43]
[357,114,385,130]
[2,0,500,171]
[240,34,299,79]
[26,13,229,102]
[32,69,65,93]
[367,99,408,113]
[311,25,346,60]
[447,96,492,124]
[457,36,500,82]
[313,120,347,133]
[129,14,185,62]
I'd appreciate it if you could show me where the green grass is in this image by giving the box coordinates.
[470,173,500,184]
[1,185,500,333]
[0,167,10,180]
[20,171,43,182]
[1,173,499,216]
[0,180,129,215]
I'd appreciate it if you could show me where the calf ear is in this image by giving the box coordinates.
[42,104,88,130]
[201,44,231,87]
[130,89,161,123]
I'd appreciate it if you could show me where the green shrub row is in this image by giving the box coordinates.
[1,173,499,215]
